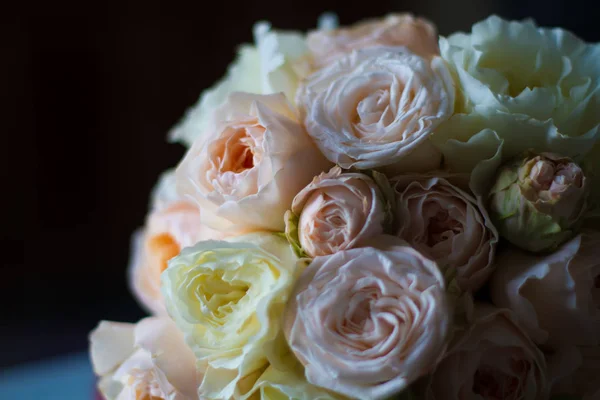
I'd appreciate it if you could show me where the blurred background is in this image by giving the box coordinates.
[2,0,600,397]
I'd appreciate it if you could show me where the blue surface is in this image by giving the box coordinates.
[0,352,95,399]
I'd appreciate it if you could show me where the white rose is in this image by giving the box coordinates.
[490,232,600,349]
[90,317,200,400]
[297,46,454,171]
[169,23,310,147]
[441,15,600,139]
[175,92,331,233]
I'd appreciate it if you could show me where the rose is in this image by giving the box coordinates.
[285,166,388,257]
[392,175,498,292]
[176,92,331,233]
[425,305,549,400]
[490,232,600,349]
[283,236,450,400]
[169,23,311,146]
[89,317,200,400]
[241,342,342,400]
[440,16,600,138]
[297,46,454,171]
[307,14,439,69]
[129,171,226,315]
[161,233,300,400]
[552,346,600,400]
[489,152,588,253]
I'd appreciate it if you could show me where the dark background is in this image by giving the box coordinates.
[3,0,600,369]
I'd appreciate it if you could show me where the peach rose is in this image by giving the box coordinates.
[129,171,225,315]
[425,305,549,400]
[286,166,387,257]
[392,176,498,292]
[307,14,439,69]
[90,317,200,400]
[176,92,331,233]
[283,236,450,400]
[297,46,454,171]
[490,232,600,349]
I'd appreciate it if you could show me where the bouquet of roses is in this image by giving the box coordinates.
[89,12,600,400]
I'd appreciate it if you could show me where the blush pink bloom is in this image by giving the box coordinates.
[392,176,498,292]
[283,236,450,400]
[425,305,549,400]
[176,92,332,234]
[307,14,439,69]
[90,317,201,400]
[129,172,226,315]
[490,232,600,349]
[287,166,386,257]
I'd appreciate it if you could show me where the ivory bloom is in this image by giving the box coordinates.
[297,46,454,171]
[169,23,310,146]
[441,15,600,140]
[286,166,387,257]
[490,232,600,349]
[176,92,331,233]
[161,233,300,400]
[425,306,549,400]
[129,171,225,315]
[283,236,450,400]
[392,176,498,291]
[90,317,200,400]
[307,14,439,69]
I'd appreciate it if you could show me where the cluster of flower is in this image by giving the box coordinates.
[89,14,600,400]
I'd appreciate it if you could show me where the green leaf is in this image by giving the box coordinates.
[283,210,308,258]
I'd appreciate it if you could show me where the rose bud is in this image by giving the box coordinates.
[285,166,389,257]
[489,152,588,253]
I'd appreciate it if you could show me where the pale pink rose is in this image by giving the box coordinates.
[490,232,600,349]
[307,14,439,69]
[392,176,498,292]
[283,236,450,400]
[425,305,549,400]
[89,317,200,400]
[297,46,454,171]
[287,166,386,257]
[176,92,332,233]
[551,346,600,400]
[129,173,226,315]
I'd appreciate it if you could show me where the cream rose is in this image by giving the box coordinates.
[307,14,439,69]
[297,46,454,171]
[392,176,498,292]
[169,23,310,147]
[90,317,200,400]
[425,305,549,400]
[490,232,600,349]
[441,16,600,138]
[285,166,387,257]
[161,233,300,400]
[176,92,331,233]
[283,236,450,400]
[129,171,225,315]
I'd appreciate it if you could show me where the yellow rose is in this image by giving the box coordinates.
[161,233,301,399]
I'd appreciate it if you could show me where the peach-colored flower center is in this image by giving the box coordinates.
[472,360,530,400]
[148,233,180,273]
[128,368,164,400]
[218,125,263,174]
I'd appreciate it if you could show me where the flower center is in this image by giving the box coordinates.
[128,368,164,400]
[148,233,180,273]
[472,360,529,400]
[195,271,249,322]
[427,209,462,247]
[224,128,259,173]
[529,160,555,191]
